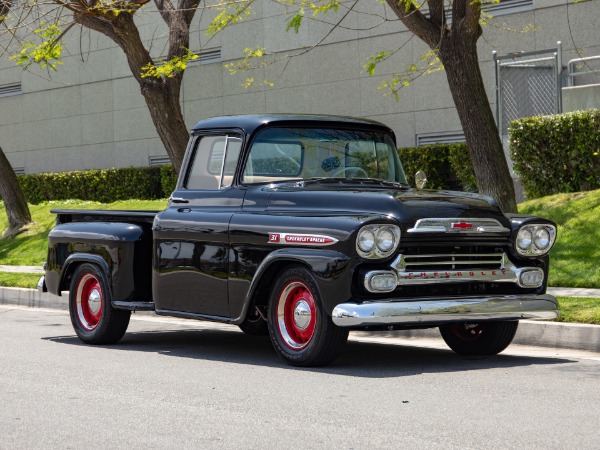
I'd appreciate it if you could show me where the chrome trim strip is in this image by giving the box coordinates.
[331,294,558,327]
[407,217,510,234]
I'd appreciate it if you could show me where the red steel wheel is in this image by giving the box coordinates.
[74,273,104,331]
[276,281,317,350]
[69,263,130,345]
[267,266,348,367]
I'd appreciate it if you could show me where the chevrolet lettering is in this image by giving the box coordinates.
[38,115,558,367]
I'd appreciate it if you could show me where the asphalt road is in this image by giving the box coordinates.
[2,305,600,449]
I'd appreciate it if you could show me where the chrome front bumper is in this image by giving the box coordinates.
[331,294,558,328]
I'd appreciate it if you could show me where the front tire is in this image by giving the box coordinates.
[267,266,348,367]
[439,321,518,356]
[69,263,130,345]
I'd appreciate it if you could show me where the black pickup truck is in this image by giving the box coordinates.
[39,114,558,366]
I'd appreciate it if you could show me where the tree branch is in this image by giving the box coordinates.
[385,0,440,49]
[428,0,445,28]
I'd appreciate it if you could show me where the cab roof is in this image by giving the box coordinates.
[191,114,396,142]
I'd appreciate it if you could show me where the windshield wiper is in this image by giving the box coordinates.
[301,177,410,189]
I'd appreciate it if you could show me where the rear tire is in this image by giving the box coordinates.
[439,321,518,356]
[267,266,348,367]
[69,263,130,345]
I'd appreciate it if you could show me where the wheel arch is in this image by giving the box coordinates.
[59,254,112,296]
[232,248,352,324]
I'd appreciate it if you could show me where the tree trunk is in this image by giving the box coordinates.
[74,10,191,173]
[385,0,518,213]
[0,146,32,236]
[440,36,518,213]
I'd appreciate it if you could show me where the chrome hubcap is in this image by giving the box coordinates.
[88,289,101,315]
[293,300,312,330]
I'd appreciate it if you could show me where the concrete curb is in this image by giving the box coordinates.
[2,286,599,353]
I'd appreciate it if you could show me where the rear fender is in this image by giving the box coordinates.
[45,222,144,301]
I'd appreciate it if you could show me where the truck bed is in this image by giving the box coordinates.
[51,209,160,225]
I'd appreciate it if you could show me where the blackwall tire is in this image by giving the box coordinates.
[69,263,130,345]
[439,321,519,356]
[267,266,348,367]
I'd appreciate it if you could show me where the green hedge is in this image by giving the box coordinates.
[510,110,600,199]
[398,143,477,191]
[19,166,176,204]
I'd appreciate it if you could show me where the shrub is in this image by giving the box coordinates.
[398,143,477,191]
[19,166,166,204]
[510,110,600,199]
[160,164,178,196]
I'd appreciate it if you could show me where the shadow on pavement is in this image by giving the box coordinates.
[44,326,576,378]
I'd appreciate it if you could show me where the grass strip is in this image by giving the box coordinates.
[0,272,42,289]
[556,297,600,325]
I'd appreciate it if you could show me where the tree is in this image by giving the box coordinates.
[1,0,250,173]
[385,0,517,212]
[278,0,517,212]
[1,1,32,237]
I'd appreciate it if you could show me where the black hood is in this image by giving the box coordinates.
[265,185,509,229]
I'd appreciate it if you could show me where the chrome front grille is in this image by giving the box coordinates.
[398,252,505,272]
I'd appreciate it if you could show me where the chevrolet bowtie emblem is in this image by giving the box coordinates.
[451,222,474,230]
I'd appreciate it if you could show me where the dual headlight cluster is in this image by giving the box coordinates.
[356,224,401,259]
[516,224,556,256]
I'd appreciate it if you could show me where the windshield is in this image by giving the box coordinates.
[242,127,407,185]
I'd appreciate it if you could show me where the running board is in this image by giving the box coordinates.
[112,301,155,311]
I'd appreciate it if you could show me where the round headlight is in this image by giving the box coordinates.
[357,229,375,253]
[534,227,551,250]
[376,228,395,252]
[517,228,533,250]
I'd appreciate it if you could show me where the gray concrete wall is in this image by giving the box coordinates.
[563,85,600,111]
[1,0,599,173]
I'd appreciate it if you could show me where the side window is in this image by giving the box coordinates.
[186,135,242,190]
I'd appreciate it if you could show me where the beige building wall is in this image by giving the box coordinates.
[0,0,599,173]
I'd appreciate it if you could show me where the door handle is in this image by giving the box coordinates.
[171,197,189,204]
[178,208,192,213]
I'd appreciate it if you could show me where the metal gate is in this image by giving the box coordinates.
[493,43,563,139]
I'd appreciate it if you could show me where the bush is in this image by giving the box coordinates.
[19,166,170,204]
[398,143,477,191]
[510,110,600,199]
[160,164,178,196]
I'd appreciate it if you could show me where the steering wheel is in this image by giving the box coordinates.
[332,166,369,178]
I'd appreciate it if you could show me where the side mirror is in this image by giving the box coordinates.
[415,170,427,189]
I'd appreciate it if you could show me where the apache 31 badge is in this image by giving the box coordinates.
[268,233,338,246]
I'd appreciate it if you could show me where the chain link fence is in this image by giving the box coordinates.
[494,45,563,136]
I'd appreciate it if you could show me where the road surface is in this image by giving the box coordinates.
[1,305,599,449]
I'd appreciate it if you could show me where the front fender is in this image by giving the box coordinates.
[232,248,352,324]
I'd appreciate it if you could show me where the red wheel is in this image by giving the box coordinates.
[439,321,518,356]
[267,266,348,367]
[69,263,130,345]
[276,281,317,350]
[74,273,104,331]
